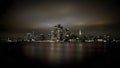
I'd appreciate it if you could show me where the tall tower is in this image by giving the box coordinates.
[79,30,82,36]
[57,28,61,40]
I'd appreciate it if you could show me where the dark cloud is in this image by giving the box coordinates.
[0,0,120,36]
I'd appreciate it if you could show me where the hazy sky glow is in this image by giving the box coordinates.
[0,0,120,36]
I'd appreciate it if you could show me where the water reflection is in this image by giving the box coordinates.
[23,42,106,65]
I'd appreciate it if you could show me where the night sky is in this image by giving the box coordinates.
[0,0,120,37]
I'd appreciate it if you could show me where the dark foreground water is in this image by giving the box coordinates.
[0,42,120,68]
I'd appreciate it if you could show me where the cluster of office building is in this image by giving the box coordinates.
[23,24,119,43]
[1,24,119,43]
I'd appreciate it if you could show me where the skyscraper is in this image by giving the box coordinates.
[79,30,82,36]
[51,24,64,41]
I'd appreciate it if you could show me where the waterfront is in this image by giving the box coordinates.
[0,42,120,68]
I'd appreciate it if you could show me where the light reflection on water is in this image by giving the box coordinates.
[23,42,107,65]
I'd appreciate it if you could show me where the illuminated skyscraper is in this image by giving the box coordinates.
[79,30,82,36]
[51,24,64,41]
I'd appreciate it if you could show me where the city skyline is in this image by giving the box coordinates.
[1,24,120,43]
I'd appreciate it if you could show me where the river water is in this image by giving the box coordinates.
[1,42,120,68]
